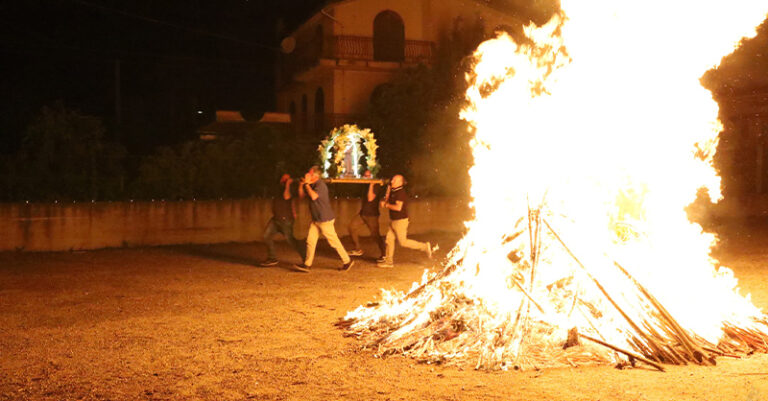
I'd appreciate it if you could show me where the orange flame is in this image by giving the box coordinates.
[344,2,768,369]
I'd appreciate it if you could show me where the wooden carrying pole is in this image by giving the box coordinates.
[325,178,386,184]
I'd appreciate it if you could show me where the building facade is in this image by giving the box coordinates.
[276,0,525,137]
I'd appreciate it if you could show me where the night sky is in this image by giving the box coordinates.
[0,0,326,154]
[1,1,765,157]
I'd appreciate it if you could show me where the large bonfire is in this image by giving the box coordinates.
[340,1,768,371]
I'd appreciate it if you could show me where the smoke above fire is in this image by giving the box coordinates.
[341,2,768,370]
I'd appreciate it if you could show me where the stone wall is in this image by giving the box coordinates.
[3,195,764,252]
[0,198,471,252]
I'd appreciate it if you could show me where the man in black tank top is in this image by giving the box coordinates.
[259,174,305,266]
[377,174,434,268]
[347,170,385,258]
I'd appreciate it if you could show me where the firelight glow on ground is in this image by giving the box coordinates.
[342,1,768,370]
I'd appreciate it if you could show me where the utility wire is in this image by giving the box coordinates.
[64,0,280,51]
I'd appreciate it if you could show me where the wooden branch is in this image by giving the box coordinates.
[511,278,545,314]
[580,333,666,372]
[612,261,714,365]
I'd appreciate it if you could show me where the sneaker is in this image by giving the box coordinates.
[293,263,311,273]
[377,260,394,268]
[340,260,355,271]
[375,257,388,264]
[348,249,364,257]
[259,259,279,267]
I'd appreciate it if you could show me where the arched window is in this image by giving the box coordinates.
[373,10,405,62]
[314,87,325,133]
[300,94,308,134]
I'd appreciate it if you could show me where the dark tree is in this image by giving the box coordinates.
[3,104,126,201]
[133,124,312,199]
[367,17,489,196]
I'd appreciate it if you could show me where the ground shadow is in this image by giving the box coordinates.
[168,243,282,270]
[163,231,458,272]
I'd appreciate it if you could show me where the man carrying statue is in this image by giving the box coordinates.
[258,173,305,267]
[346,170,386,259]
[377,174,435,268]
[295,166,354,273]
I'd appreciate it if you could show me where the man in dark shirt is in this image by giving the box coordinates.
[259,174,305,266]
[296,166,353,272]
[347,170,385,258]
[377,174,433,268]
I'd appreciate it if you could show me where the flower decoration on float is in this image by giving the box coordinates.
[318,124,381,178]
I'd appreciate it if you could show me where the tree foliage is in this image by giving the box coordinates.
[0,104,126,201]
[132,124,312,199]
[367,17,494,196]
[0,105,312,201]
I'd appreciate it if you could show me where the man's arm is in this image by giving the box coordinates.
[385,200,404,212]
[283,180,292,200]
[367,183,377,202]
[304,182,319,201]
[379,185,391,208]
[298,180,306,199]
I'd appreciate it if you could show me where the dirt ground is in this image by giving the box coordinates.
[2,226,768,401]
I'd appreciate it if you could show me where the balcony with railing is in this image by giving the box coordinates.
[329,35,434,62]
[280,35,435,84]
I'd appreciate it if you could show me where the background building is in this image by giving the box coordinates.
[276,0,526,137]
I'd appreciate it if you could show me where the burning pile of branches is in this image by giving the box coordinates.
[340,209,768,371]
[340,0,768,371]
